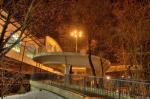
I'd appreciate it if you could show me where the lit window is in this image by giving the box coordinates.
[7,33,21,53]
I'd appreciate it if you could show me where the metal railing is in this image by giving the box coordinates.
[31,73,150,99]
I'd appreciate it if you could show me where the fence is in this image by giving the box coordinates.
[31,73,150,99]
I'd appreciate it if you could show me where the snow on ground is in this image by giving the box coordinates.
[3,90,64,99]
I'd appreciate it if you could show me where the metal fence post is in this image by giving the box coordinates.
[83,76,86,94]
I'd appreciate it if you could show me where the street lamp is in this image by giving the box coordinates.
[70,30,82,53]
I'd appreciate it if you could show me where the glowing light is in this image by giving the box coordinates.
[121,75,124,78]
[106,76,111,80]
[72,67,86,70]
[71,32,74,36]
[116,89,119,93]
[12,34,19,40]
[79,31,82,37]
[75,35,77,38]
[74,30,77,34]
[70,30,83,38]
[70,29,83,52]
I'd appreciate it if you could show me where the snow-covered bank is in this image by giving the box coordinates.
[2,90,64,99]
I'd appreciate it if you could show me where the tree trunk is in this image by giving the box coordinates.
[0,56,4,99]
[88,50,96,77]
[88,36,98,87]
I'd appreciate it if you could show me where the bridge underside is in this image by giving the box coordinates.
[0,56,48,75]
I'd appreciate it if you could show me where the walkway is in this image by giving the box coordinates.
[30,73,150,99]
[3,90,64,99]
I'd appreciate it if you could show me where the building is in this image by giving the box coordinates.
[0,9,63,95]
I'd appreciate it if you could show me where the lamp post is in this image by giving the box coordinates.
[71,30,82,53]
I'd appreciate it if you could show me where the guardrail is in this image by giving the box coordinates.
[31,73,150,99]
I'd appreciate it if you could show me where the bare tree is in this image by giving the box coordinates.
[111,0,150,96]
[0,0,40,98]
[113,0,150,80]
[0,0,39,57]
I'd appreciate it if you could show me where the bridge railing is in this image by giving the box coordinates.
[31,73,150,99]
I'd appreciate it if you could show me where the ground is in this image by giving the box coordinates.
[3,90,64,99]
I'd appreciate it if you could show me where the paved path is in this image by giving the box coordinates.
[3,90,64,99]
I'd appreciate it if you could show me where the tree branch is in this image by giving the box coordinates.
[1,25,23,47]
[0,11,12,47]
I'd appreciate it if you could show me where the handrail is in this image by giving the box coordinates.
[66,74,150,85]
[30,73,150,99]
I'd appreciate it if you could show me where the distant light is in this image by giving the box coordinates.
[79,31,82,37]
[121,75,124,78]
[128,76,131,79]
[74,30,77,34]
[71,32,74,36]
[12,34,19,40]
[116,89,119,93]
[75,35,77,38]
[70,30,83,38]
[72,67,86,70]
[106,76,111,80]
[70,29,83,52]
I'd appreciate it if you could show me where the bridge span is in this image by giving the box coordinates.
[30,73,150,99]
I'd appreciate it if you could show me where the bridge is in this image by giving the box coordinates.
[28,52,150,99]
[30,72,150,99]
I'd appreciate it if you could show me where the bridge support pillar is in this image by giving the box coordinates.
[64,65,71,85]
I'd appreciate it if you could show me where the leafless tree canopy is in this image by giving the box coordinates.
[0,0,39,57]
[1,0,150,79]
[26,0,150,80]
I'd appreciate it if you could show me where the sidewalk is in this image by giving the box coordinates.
[3,90,64,99]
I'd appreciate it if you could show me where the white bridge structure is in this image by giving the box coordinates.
[33,52,110,76]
